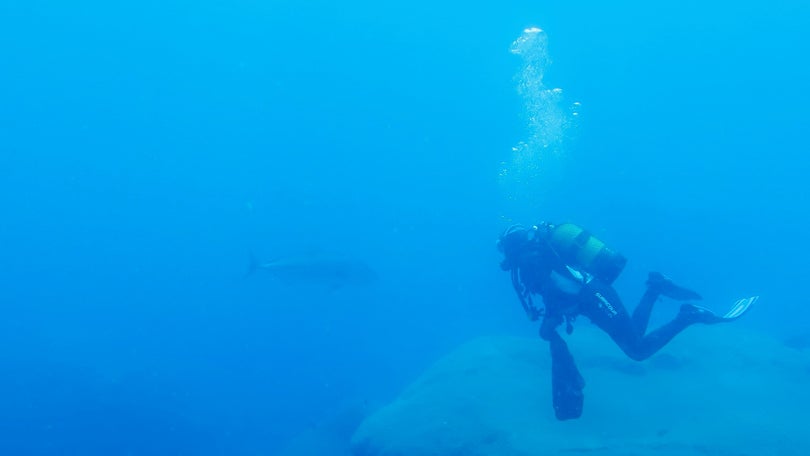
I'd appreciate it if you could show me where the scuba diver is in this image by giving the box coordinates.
[496,222,757,421]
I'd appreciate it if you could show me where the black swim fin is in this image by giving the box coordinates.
[679,296,758,324]
[678,304,725,324]
[549,335,585,421]
[647,272,702,301]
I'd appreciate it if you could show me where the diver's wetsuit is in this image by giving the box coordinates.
[566,278,696,360]
[507,232,701,419]
[515,236,696,360]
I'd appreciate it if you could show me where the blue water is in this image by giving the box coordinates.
[1,1,808,454]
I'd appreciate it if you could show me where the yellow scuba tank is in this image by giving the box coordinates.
[545,223,627,284]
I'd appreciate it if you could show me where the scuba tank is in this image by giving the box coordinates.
[541,222,627,284]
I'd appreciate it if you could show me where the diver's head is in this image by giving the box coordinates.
[497,222,557,270]
[497,224,532,271]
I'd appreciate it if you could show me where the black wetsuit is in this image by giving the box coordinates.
[511,236,699,420]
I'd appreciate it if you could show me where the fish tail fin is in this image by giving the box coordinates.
[246,252,261,278]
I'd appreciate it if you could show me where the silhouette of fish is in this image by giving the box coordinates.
[246,252,377,289]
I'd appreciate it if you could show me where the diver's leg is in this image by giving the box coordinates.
[632,273,703,336]
[577,281,648,359]
[581,281,708,361]
[539,314,563,341]
[628,314,695,360]
[626,303,734,360]
[631,287,660,336]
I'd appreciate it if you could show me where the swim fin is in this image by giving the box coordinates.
[722,296,758,319]
[679,296,758,324]
[549,335,585,421]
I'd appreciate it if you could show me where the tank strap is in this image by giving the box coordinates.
[573,230,591,249]
[574,229,590,244]
[558,229,591,261]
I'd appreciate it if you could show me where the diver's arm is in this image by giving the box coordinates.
[514,290,541,321]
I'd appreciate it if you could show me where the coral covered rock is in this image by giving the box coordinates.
[352,326,810,455]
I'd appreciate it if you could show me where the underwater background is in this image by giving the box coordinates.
[1,0,808,454]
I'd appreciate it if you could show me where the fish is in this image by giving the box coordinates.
[245,252,378,289]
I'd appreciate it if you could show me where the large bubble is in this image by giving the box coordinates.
[500,28,579,211]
